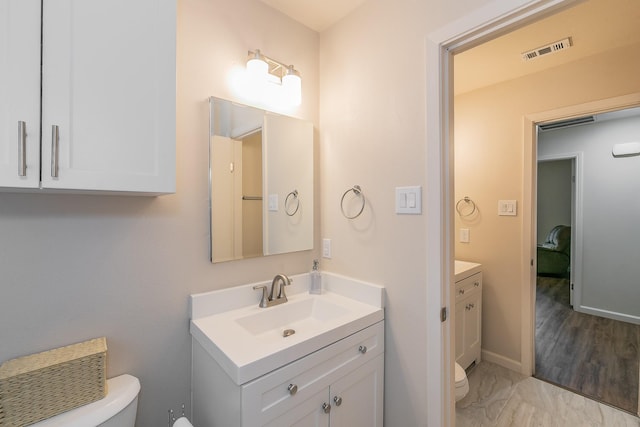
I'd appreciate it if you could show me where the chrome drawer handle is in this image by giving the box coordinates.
[474,281,480,287]
[465,303,475,310]
[322,402,331,414]
[18,121,26,177]
[358,345,367,354]
[333,396,342,406]
[287,383,298,396]
[51,125,59,178]
[458,289,465,295]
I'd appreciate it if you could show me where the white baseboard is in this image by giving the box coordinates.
[576,305,640,325]
[481,349,522,373]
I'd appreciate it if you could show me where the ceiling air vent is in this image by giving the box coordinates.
[522,37,572,61]
[539,115,594,131]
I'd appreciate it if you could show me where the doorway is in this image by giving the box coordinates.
[533,110,640,414]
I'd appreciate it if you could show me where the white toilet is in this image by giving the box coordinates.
[455,362,469,401]
[31,374,140,427]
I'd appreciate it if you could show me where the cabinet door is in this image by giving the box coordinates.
[264,388,330,427]
[330,355,384,427]
[41,0,175,193]
[455,301,465,363]
[464,292,482,363]
[0,0,41,188]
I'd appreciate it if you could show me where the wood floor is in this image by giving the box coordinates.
[535,276,640,414]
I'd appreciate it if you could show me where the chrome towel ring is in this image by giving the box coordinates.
[456,196,477,217]
[341,185,366,219]
[285,190,300,216]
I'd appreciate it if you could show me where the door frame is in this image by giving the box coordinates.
[536,152,583,309]
[425,1,581,425]
[523,93,640,373]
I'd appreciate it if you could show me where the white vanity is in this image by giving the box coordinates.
[454,261,482,370]
[190,273,385,426]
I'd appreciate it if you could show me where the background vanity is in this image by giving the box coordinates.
[454,261,483,370]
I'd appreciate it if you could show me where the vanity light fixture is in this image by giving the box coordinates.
[245,49,302,107]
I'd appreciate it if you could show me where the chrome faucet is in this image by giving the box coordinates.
[253,274,292,308]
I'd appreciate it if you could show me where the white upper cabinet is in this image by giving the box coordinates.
[1,0,176,194]
[0,0,41,188]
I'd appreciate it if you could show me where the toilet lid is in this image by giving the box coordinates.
[455,363,467,384]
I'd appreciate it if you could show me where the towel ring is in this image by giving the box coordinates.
[456,196,477,217]
[285,190,300,216]
[341,185,366,219]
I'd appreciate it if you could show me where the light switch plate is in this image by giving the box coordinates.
[498,200,517,216]
[268,194,278,212]
[396,186,422,214]
[460,228,470,243]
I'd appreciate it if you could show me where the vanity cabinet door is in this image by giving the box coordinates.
[40,0,175,193]
[330,355,384,427]
[455,272,482,368]
[264,388,330,427]
[0,0,41,188]
[463,291,482,364]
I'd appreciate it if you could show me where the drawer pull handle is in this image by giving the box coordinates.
[358,345,367,354]
[458,289,465,295]
[51,125,59,178]
[287,383,298,396]
[333,396,343,406]
[18,121,26,177]
[466,303,475,310]
[474,281,480,287]
[322,402,331,414]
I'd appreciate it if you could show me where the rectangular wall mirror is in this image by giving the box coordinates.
[209,97,313,263]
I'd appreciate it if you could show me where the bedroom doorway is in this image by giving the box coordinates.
[533,108,640,415]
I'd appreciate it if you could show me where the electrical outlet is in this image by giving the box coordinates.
[322,238,331,258]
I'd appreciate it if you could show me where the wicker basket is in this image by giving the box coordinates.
[0,337,107,427]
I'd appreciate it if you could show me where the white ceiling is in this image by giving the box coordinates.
[455,0,640,94]
[257,0,367,32]
[258,0,640,95]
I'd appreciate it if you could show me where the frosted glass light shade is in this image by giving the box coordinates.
[282,70,301,106]
[247,57,268,78]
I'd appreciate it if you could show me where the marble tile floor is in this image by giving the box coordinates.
[456,361,640,426]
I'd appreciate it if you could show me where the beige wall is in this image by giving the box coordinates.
[454,43,640,365]
[318,0,493,424]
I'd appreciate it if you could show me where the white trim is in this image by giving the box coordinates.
[578,306,640,325]
[426,0,580,424]
[481,349,522,373]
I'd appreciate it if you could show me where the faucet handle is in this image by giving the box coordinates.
[253,285,269,308]
[278,276,292,299]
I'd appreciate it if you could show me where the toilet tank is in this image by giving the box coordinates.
[30,374,140,427]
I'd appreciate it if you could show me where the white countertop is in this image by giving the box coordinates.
[190,272,385,385]
[455,260,482,281]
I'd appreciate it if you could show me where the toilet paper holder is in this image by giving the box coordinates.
[168,404,186,426]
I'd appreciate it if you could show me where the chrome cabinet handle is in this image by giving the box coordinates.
[51,125,59,178]
[18,121,26,176]
[458,289,465,295]
[474,281,480,287]
[465,303,475,310]
[333,396,342,406]
[358,345,367,354]
[287,384,298,396]
[322,403,331,414]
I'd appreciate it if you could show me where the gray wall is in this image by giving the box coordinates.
[0,0,320,425]
[538,112,640,321]
[537,159,572,243]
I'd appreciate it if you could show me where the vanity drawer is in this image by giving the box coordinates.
[241,321,384,425]
[455,272,482,302]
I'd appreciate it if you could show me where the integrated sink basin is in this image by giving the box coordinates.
[234,296,350,337]
[190,272,384,385]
